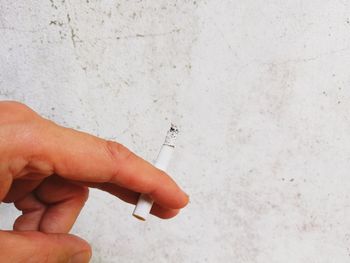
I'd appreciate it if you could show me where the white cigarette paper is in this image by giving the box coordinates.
[133,124,179,221]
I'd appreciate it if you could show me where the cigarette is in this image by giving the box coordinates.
[132,124,179,221]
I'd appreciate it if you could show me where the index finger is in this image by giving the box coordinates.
[32,120,189,210]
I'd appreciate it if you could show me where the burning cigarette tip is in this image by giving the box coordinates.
[164,123,179,147]
[170,123,179,134]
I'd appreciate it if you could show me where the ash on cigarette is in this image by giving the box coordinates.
[169,123,179,134]
[164,123,179,147]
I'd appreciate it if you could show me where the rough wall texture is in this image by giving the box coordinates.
[1,0,350,262]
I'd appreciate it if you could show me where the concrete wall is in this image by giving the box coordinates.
[1,0,350,262]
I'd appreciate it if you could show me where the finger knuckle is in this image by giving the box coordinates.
[105,140,134,163]
[105,140,135,181]
[0,101,36,120]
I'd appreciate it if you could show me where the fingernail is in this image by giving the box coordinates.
[69,251,91,263]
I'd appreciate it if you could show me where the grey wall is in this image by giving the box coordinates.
[1,0,350,262]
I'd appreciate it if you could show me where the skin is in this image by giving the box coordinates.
[0,101,189,263]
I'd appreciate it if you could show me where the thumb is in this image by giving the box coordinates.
[0,230,91,263]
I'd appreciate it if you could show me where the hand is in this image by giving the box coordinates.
[0,101,189,263]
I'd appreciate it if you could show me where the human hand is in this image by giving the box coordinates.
[0,101,189,263]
